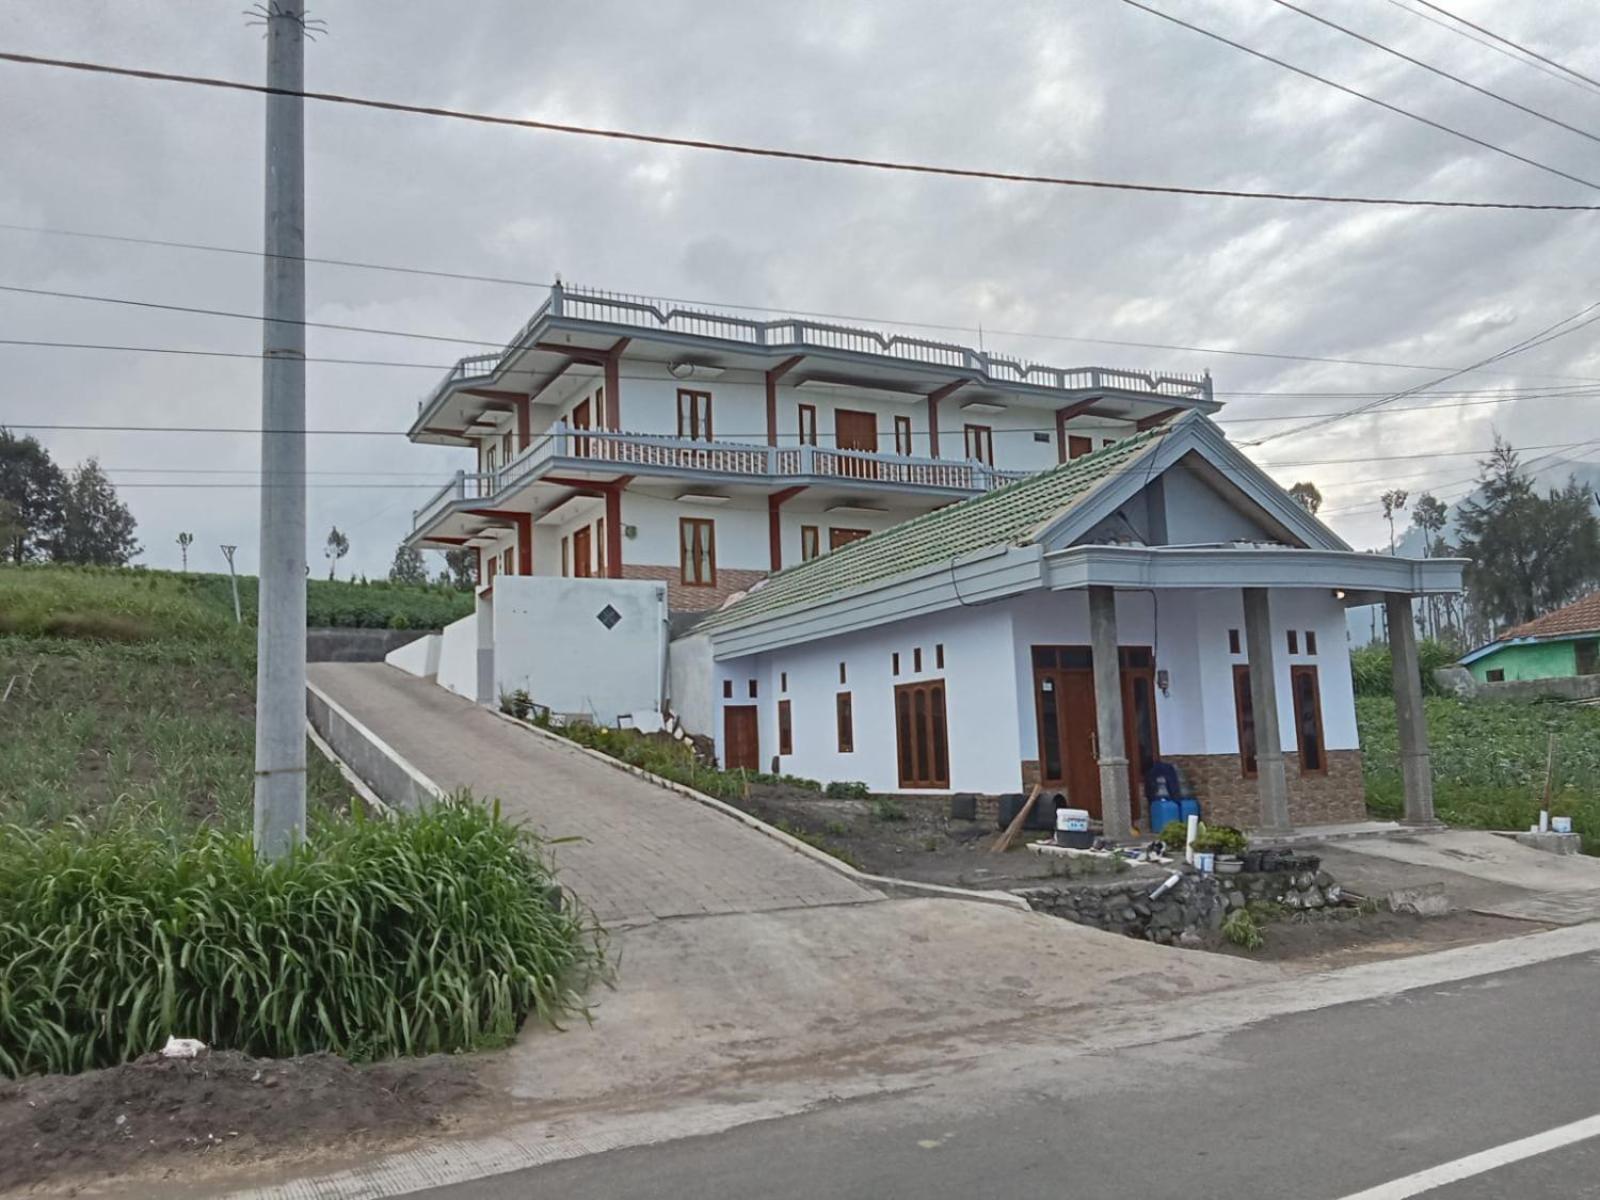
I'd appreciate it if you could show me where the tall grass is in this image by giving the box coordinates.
[0,797,602,1077]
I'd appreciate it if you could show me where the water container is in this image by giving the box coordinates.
[1150,796,1181,838]
[1055,807,1093,849]
[1178,796,1202,825]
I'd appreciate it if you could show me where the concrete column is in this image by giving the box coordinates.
[1386,592,1435,825]
[1088,585,1132,840]
[1243,587,1291,833]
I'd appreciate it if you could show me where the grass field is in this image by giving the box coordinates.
[1360,695,1600,848]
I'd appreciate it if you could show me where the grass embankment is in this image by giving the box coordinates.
[1360,695,1600,847]
[0,567,600,1076]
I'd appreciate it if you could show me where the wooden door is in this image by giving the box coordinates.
[572,525,593,578]
[571,398,592,457]
[1032,646,1101,814]
[834,409,879,480]
[829,527,870,551]
[894,681,949,789]
[723,705,759,771]
[1119,648,1160,824]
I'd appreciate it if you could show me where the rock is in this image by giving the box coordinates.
[1388,883,1452,916]
[1177,930,1205,948]
[1227,891,1246,910]
[1302,889,1326,909]
[1316,871,1335,889]
[1324,884,1343,906]
[1294,871,1316,891]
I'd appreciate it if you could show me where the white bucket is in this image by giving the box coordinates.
[1194,851,1216,874]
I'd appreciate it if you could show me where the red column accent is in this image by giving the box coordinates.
[1055,397,1103,462]
[765,356,805,447]
[1136,406,1185,431]
[604,485,623,578]
[924,380,966,459]
[514,512,533,575]
[517,397,531,451]
[604,338,630,432]
[766,486,806,572]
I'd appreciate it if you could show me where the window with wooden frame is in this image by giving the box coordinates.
[1102,438,1116,449]
[679,517,716,586]
[595,518,607,577]
[797,403,818,446]
[780,672,788,692]
[1287,630,1299,655]
[839,661,847,684]
[836,692,854,753]
[593,385,607,430]
[894,680,949,789]
[829,527,870,551]
[1068,434,1093,461]
[1306,630,1319,656]
[1486,668,1506,683]
[892,652,900,676]
[777,700,793,756]
[800,525,820,562]
[913,647,923,672]
[1228,628,1241,655]
[486,555,498,584]
[1232,664,1258,778]
[485,443,498,473]
[723,680,733,699]
[677,389,713,442]
[748,679,758,698]
[963,423,994,466]
[1290,664,1326,774]
[1578,638,1600,675]
[935,643,945,669]
[501,548,512,576]
[560,536,569,577]
[502,431,514,463]
[894,414,914,456]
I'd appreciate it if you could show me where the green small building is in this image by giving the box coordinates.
[1460,590,1600,683]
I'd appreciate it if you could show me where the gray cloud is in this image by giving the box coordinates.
[1,0,1596,575]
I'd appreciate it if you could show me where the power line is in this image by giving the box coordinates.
[1266,0,1600,147]
[1385,1,1600,100]
[1247,299,1600,444]
[1409,1,1600,95]
[1,49,1597,211]
[1116,0,1600,192]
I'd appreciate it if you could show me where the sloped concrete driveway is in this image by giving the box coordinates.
[307,663,878,926]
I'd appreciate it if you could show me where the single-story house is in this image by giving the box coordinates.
[671,412,1465,837]
[1459,591,1600,683]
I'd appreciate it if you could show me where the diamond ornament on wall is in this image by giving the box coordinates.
[596,604,622,630]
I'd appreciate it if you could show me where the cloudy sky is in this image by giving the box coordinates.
[2,0,1597,578]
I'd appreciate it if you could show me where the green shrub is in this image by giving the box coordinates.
[824,780,871,800]
[1157,820,1191,846]
[1350,638,1455,698]
[0,796,601,1078]
[871,797,908,822]
[1192,825,1248,856]
[1222,909,1263,951]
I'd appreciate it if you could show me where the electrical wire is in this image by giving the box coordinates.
[1384,1,1600,101]
[1116,0,1600,192]
[1409,1,1600,94]
[1266,0,1600,146]
[1,49,1597,211]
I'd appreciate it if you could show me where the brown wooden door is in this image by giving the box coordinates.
[1031,645,1158,825]
[571,397,592,458]
[829,527,870,551]
[723,705,759,771]
[1120,648,1160,823]
[572,525,593,578]
[894,681,949,789]
[834,409,878,479]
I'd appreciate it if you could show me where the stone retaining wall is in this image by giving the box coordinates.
[1017,863,1343,945]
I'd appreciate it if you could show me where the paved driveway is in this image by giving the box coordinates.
[308,663,878,925]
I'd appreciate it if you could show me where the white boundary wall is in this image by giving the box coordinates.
[437,612,480,700]
[385,632,441,678]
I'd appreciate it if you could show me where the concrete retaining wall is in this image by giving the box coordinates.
[305,682,443,813]
[1434,666,1600,703]
[438,612,481,701]
[387,632,441,678]
[307,627,433,663]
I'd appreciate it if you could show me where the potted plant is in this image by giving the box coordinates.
[1193,825,1248,874]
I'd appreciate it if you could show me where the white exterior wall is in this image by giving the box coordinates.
[437,612,479,700]
[706,585,1358,793]
[623,491,769,573]
[385,632,441,678]
[712,604,1023,791]
[492,575,668,723]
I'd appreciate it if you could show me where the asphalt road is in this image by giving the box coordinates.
[414,950,1600,1200]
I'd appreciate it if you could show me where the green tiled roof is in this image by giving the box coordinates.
[699,423,1174,633]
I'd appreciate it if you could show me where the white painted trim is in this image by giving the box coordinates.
[305,681,446,803]
[483,707,1031,912]
[1332,1112,1600,1200]
[1043,545,1468,595]
[305,719,395,819]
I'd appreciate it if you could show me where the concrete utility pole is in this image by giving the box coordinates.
[253,0,308,860]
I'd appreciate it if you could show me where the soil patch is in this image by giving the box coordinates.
[1214,907,1544,970]
[0,1048,482,1192]
[731,785,1068,889]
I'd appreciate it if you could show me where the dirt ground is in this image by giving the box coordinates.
[0,1048,483,1194]
[732,784,1066,889]
[1213,906,1546,970]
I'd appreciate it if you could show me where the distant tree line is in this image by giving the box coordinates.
[0,430,140,567]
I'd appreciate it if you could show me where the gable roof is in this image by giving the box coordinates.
[1499,590,1600,642]
[700,411,1348,635]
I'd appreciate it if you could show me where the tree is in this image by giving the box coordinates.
[1455,438,1600,630]
[441,546,476,591]
[176,531,194,572]
[0,429,66,564]
[389,542,427,585]
[324,525,349,581]
[1289,480,1323,515]
[1380,489,1408,556]
[1411,492,1450,639]
[53,459,140,565]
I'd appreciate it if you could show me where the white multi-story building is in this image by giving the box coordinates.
[405,284,1218,614]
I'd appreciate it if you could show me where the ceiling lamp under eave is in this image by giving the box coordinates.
[959,399,1006,414]
[668,360,727,380]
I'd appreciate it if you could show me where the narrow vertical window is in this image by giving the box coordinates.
[839,661,847,684]
[595,517,607,577]
[723,680,733,699]
[561,536,569,577]
[1232,664,1258,778]
[1306,630,1319,656]
[892,652,900,676]
[800,525,820,562]
[797,403,818,446]
[1228,628,1241,655]
[935,643,945,669]
[677,389,713,441]
[837,692,854,753]
[894,414,913,456]
[913,647,923,673]
[963,424,994,466]
[780,672,788,692]
[748,679,758,699]
[778,700,793,756]
[680,518,716,586]
[1287,629,1299,655]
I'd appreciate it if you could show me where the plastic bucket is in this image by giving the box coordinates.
[1193,851,1216,873]
[1055,806,1093,849]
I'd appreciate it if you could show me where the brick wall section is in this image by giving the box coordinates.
[1163,750,1366,830]
[622,564,767,613]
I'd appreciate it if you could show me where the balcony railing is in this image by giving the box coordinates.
[410,427,1032,533]
[416,283,1213,419]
